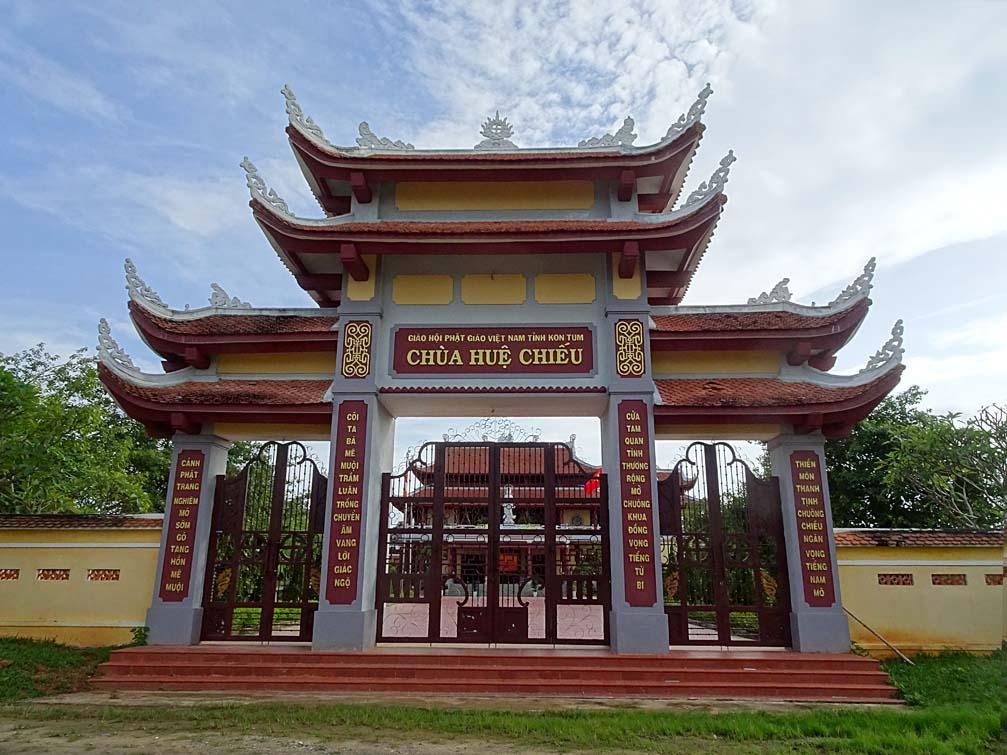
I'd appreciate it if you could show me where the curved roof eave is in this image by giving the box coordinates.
[283,82,712,163]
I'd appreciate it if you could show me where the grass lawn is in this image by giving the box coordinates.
[1,638,1004,754]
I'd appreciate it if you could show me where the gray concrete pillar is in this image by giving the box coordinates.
[146,433,231,645]
[312,311,395,650]
[601,393,668,654]
[768,432,851,652]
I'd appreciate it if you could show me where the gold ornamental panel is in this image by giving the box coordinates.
[340,321,373,379]
[614,319,646,377]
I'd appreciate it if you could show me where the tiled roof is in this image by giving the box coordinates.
[102,371,330,406]
[651,306,859,334]
[835,529,1005,548]
[265,211,721,236]
[0,514,163,530]
[133,305,337,337]
[654,375,892,408]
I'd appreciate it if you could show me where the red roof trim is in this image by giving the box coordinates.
[650,299,870,364]
[835,529,1005,548]
[287,123,701,167]
[378,385,607,394]
[0,514,163,530]
[129,302,338,362]
[653,368,903,439]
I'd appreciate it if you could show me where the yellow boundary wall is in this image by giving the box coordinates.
[2,520,1003,651]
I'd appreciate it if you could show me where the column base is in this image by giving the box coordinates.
[145,604,202,645]
[312,608,377,651]
[790,608,851,653]
[609,609,668,654]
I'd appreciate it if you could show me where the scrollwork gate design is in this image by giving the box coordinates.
[376,441,611,645]
[201,441,327,641]
[658,442,791,646]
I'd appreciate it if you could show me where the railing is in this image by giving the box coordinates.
[844,606,914,665]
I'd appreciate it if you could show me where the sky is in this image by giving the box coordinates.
[1,0,1004,469]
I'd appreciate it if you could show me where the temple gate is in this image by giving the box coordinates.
[97,83,906,655]
[376,440,610,644]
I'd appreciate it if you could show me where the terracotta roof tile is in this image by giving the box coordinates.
[134,306,337,337]
[654,376,891,408]
[835,529,1005,548]
[103,371,330,406]
[652,307,856,333]
[0,514,163,530]
[267,207,722,237]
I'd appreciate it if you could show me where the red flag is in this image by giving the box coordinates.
[584,468,602,495]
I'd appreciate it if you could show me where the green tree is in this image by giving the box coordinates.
[826,387,1005,529]
[0,344,172,514]
[884,404,1005,529]
[826,386,931,527]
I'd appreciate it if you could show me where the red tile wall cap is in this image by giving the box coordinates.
[835,529,1006,548]
[282,82,712,163]
[0,514,164,530]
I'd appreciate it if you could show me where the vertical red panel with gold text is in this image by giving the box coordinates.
[326,401,368,604]
[789,450,836,607]
[617,400,658,607]
[158,450,205,602]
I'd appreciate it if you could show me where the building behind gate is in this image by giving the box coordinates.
[91,83,912,654]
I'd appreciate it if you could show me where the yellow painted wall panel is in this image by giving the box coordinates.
[216,352,336,375]
[346,254,377,301]
[0,539,159,646]
[396,181,595,211]
[611,255,642,300]
[653,423,785,441]
[460,274,527,304]
[836,544,1005,654]
[534,274,596,304]
[392,275,454,305]
[210,423,332,441]
[651,350,780,375]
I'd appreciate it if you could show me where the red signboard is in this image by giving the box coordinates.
[617,400,658,607]
[326,400,368,605]
[158,450,205,602]
[789,450,836,607]
[391,326,594,375]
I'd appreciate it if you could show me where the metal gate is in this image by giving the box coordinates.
[657,442,791,646]
[200,441,327,641]
[376,442,610,644]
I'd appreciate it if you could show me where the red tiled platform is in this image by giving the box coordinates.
[95,646,899,703]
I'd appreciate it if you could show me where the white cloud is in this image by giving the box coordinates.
[0,30,126,121]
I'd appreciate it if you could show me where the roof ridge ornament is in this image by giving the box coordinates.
[829,257,877,306]
[578,116,638,148]
[124,258,167,309]
[860,319,905,373]
[356,122,414,150]
[665,82,713,139]
[281,84,327,142]
[240,156,291,215]
[474,111,518,150]
[97,318,137,372]
[208,283,251,309]
[747,278,792,305]
[683,150,735,208]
